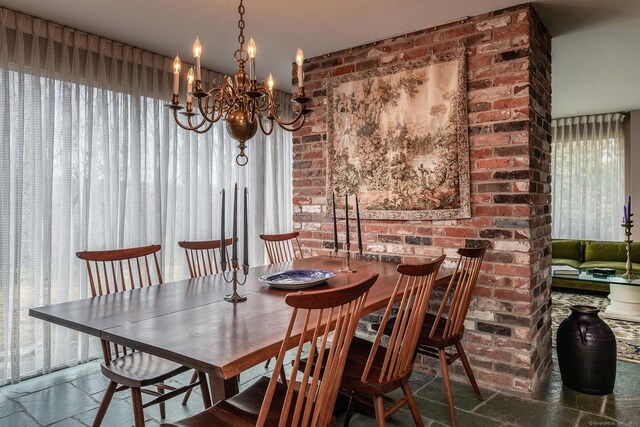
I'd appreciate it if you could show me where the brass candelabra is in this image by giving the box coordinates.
[621,219,637,280]
[221,259,249,303]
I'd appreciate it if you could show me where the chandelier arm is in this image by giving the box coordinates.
[276,114,306,132]
[196,90,225,123]
[186,113,215,131]
[258,117,274,136]
[189,119,215,134]
[172,109,202,131]
[273,107,306,127]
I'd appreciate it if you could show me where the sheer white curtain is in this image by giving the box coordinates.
[551,113,626,240]
[0,9,292,385]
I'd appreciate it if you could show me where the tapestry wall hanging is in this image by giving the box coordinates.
[327,47,470,220]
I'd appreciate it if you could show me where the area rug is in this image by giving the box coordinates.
[552,290,640,363]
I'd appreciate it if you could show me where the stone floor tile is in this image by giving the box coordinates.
[410,395,503,426]
[474,392,582,427]
[603,393,640,426]
[0,398,23,419]
[49,417,87,426]
[0,411,40,427]
[415,376,495,411]
[71,372,110,396]
[126,389,206,424]
[1,362,101,398]
[12,382,98,426]
[338,408,428,426]
[576,411,626,427]
[73,398,153,427]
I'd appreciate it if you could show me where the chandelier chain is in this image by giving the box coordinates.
[237,0,245,50]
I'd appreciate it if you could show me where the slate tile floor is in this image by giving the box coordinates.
[0,353,638,426]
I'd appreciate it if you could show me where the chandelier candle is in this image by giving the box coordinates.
[296,48,304,90]
[193,37,202,81]
[247,38,256,81]
[172,55,181,96]
[332,192,338,253]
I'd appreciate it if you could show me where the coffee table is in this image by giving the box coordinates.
[554,269,640,322]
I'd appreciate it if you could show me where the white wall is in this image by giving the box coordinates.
[630,110,640,240]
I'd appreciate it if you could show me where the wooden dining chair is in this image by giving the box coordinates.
[339,255,446,427]
[260,232,303,264]
[414,247,486,427]
[161,274,379,427]
[177,238,232,405]
[178,238,233,278]
[77,245,209,427]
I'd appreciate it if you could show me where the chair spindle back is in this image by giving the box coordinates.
[260,232,303,264]
[363,256,445,384]
[76,245,163,363]
[429,247,486,341]
[178,239,233,278]
[257,274,379,427]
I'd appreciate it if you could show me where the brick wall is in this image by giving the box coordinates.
[292,4,552,394]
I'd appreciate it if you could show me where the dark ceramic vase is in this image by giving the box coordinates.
[556,305,616,395]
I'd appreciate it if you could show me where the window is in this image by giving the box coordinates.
[551,114,626,241]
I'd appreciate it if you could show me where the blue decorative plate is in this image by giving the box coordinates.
[259,269,336,290]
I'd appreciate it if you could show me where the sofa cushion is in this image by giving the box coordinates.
[584,241,640,263]
[552,240,582,261]
[551,258,582,268]
[580,261,640,272]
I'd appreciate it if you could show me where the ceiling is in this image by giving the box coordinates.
[1,0,639,117]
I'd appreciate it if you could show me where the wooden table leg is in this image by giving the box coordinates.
[198,371,212,408]
[208,373,240,403]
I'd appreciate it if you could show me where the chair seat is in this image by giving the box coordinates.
[101,351,190,388]
[162,376,297,427]
[417,313,464,349]
[377,313,464,350]
[340,337,409,396]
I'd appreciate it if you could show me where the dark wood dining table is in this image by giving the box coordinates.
[29,255,451,405]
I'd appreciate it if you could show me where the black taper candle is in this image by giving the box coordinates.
[220,189,226,269]
[232,183,238,267]
[243,187,249,268]
[355,194,362,254]
[345,193,350,246]
[332,192,338,251]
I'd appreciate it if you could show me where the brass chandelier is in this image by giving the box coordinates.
[167,0,311,165]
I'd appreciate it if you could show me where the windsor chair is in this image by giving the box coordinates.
[340,255,445,426]
[76,245,208,427]
[260,232,303,264]
[414,247,486,427]
[161,274,379,427]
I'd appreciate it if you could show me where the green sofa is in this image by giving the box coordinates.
[552,239,640,292]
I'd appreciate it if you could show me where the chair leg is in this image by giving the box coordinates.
[130,387,146,427]
[438,349,457,427]
[92,380,118,427]
[181,370,199,405]
[157,383,165,419]
[401,380,424,427]
[264,358,271,369]
[343,394,355,427]
[373,395,386,427]
[455,342,482,401]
